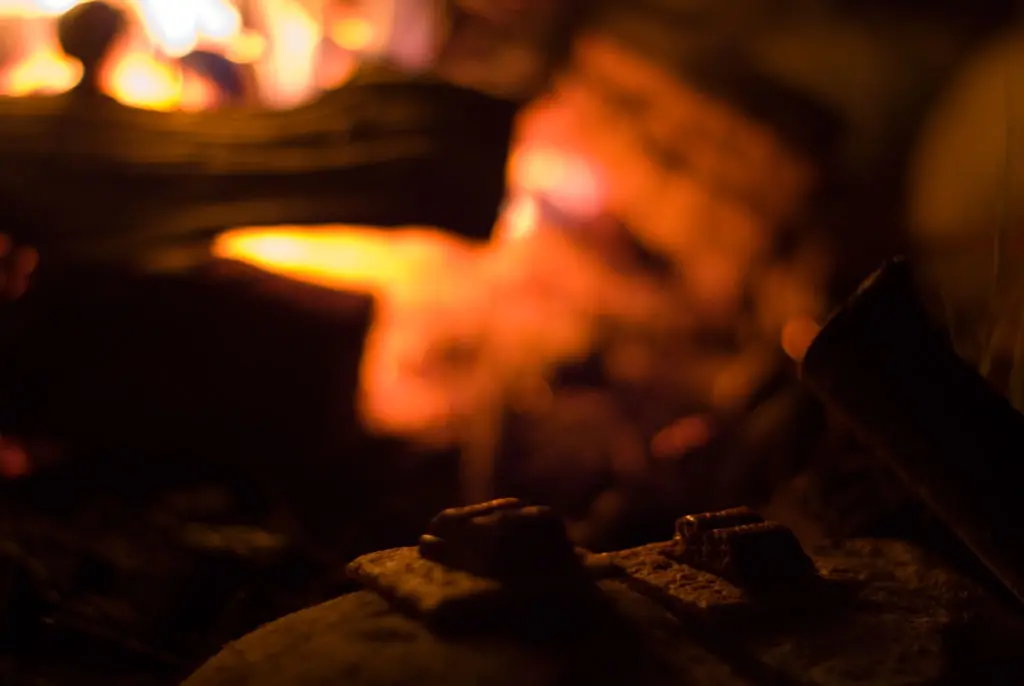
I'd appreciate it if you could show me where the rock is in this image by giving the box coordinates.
[183,535,1024,686]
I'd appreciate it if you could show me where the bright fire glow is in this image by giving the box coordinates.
[251,0,322,109]
[0,0,73,17]
[0,0,371,110]
[136,0,241,57]
[1,27,82,94]
[212,226,447,296]
[104,51,179,110]
[509,146,605,222]
[330,17,374,52]
[497,193,542,242]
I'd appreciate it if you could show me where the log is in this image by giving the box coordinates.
[799,257,1024,608]
[0,66,518,266]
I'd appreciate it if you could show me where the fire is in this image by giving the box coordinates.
[135,0,241,58]
[103,48,207,111]
[1,23,81,94]
[212,225,472,297]
[0,0,372,110]
[509,146,605,223]
[250,0,322,109]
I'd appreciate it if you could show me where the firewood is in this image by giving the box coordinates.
[0,67,518,266]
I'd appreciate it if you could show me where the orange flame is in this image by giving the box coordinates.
[1,23,82,94]
[212,227,397,294]
[0,0,371,110]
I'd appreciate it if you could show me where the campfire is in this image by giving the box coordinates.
[0,0,428,109]
[1,1,1024,684]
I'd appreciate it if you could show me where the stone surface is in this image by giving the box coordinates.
[183,578,748,686]
[183,538,1024,686]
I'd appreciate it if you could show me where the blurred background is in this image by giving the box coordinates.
[0,0,1021,682]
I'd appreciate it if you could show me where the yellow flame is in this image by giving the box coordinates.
[0,0,74,17]
[213,227,409,295]
[0,0,336,110]
[498,194,542,242]
[509,146,604,220]
[102,49,181,110]
[252,0,322,109]
[222,29,265,64]
[330,16,374,52]
[3,40,81,94]
[0,14,81,94]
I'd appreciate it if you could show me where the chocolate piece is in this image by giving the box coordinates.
[711,522,817,586]
[675,507,765,542]
[420,500,580,580]
[672,513,817,589]
[349,500,621,631]
[426,498,525,540]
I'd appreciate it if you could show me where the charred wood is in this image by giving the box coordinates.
[0,68,517,266]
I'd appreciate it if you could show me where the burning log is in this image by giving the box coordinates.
[0,64,517,266]
[799,257,1024,607]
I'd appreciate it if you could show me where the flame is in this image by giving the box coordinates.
[0,0,73,17]
[249,0,322,109]
[498,194,543,241]
[2,27,81,94]
[0,0,365,110]
[330,16,374,52]
[102,49,179,110]
[0,0,447,110]
[508,146,605,222]
[212,226,428,296]
[136,0,240,58]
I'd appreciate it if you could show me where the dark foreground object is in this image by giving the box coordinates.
[185,501,1024,686]
[800,257,1024,608]
[0,260,373,482]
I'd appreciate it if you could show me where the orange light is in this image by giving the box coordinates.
[102,49,183,111]
[136,0,241,57]
[509,146,604,220]
[213,227,413,294]
[3,42,82,94]
[222,29,265,63]
[252,0,322,109]
[180,64,217,111]
[0,0,77,18]
[781,315,821,363]
[497,194,542,242]
[330,16,373,52]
